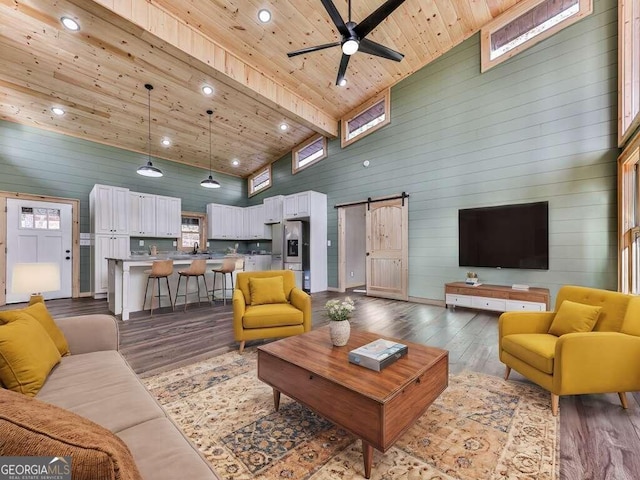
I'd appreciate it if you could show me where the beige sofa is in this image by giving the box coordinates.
[35,314,220,480]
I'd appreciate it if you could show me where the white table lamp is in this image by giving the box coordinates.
[11,263,61,305]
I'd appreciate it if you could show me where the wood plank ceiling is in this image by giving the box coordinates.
[0,0,518,179]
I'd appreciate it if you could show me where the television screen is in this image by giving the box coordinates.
[458,201,549,270]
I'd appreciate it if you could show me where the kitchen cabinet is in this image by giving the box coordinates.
[244,205,272,239]
[284,191,311,219]
[92,234,129,297]
[244,255,271,272]
[155,195,181,238]
[207,203,244,239]
[263,195,284,223]
[90,184,129,234]
[129,192,156,236]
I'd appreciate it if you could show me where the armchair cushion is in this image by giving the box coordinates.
[249,276,287,306]
[548,300,601,336]
[243,304,304,329]
[502,334,557,374]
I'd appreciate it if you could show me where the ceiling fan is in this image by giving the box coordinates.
[287,0,407,86]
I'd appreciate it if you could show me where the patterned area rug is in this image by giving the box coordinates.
[143,350,558,479]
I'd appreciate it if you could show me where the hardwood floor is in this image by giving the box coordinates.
[4,292,640,479]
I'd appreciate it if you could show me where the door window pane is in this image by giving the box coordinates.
[20,207,34,228]
[20,207,61,229]
[34,208,48,229]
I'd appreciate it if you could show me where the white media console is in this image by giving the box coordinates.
[445,282,550,313]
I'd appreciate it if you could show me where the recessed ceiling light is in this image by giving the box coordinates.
[161,137,171,147]
[279,123,289,131]
[60,17,80,31]
[338,78,347,87]
[258,9,271,23]
[202,85,214,96]
[232,159,240,166]
[51,107,65,116]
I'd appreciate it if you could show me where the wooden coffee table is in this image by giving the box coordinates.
[257,326,448,478]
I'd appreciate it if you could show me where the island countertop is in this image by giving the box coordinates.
[107,256,245,320]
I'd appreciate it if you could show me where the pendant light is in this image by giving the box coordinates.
[137,84,163,178]
[201,109,221,189]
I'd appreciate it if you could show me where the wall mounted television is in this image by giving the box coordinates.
[458,201,549,270]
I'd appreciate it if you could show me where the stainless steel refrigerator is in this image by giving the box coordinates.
[271,220,309,291]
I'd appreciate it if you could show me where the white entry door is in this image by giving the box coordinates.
[6,199,73,303]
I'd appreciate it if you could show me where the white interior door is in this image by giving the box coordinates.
[6,199,73,303]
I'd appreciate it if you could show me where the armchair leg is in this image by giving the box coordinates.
[618,392,629,409]
[504,366,511,380]
[239,340,245,354]
[551,394,559,416]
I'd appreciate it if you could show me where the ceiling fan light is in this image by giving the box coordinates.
[202,85,214,96]
[342,39,359,56]
[137,161,163,177]
[201,175,221,188]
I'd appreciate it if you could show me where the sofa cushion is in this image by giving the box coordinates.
[549,300,601,336]
[501,333,557,374]
[0,302,70,356]
[0,314,61,396]
[242,303,304,329]
[118,417,219,480]
[0,387,143,480]
[249,276,287,306]
[37,351,165,433]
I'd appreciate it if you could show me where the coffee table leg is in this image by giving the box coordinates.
[362,440,373,479]
[273,389,281,411]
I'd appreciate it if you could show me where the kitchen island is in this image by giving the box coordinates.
[107,255,245,320]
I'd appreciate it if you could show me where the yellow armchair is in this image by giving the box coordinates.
[499,285,640,415]
[232,270,311,352]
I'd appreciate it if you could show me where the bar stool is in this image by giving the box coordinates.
[143,259,174,316]
[211,257,237,305]
[174,259,210,311]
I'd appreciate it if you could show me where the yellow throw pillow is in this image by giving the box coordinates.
[249,276,287,306]
[548,300,602,336]
[0,303,69,356]
[0,314,61,396]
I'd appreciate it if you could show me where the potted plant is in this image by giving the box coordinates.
[325,297,355,346]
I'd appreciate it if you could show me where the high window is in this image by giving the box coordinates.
[619,0,640,146]
[248,165,272,197]
[292,135,327,174]
[481,0,593,72]
[341,89,390,148]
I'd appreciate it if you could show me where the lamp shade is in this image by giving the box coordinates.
[11,263,60,295]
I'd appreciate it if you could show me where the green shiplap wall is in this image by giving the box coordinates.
[250,0,619,302]
[0,122,245,293]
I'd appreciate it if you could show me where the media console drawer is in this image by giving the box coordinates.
[444,282,549,313]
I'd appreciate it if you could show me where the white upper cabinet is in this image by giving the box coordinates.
[91,184,129,234]
[155,195,181,238]
[244,205,271,239]
[263,195,284,223]
[284,191,311,219]
[208,203,243,239]
[129,192,157,237]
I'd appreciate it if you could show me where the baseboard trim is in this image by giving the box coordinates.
[326,287,342,292]
[408,296,445,307]
[79,292,93,298]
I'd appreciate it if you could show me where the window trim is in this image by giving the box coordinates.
[248,164,272,197]
[619,0,640,146]
[618,130,640,293]
[340,88,390,148]
[480,0,593,73]
[179,212,207,252]
[292,135,327,174]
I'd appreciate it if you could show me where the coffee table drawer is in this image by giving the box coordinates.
[258,351,384,447]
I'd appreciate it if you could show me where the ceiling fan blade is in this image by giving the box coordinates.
[320,0,349,36]
[358,38,404,61]
[336,53,351,86]
[354,0,407,39]
[287,42,341,58]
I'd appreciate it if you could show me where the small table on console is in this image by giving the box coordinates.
[257,326,449,479]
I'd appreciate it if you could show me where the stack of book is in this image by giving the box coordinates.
[348,339,408,371]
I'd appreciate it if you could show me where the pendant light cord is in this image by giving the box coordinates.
[145,84,153,162]
[207,109,213,174]
[348,0,351,23]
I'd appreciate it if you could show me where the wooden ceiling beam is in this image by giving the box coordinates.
[80,0,339,138]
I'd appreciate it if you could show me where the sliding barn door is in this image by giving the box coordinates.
[366,197,408,300]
